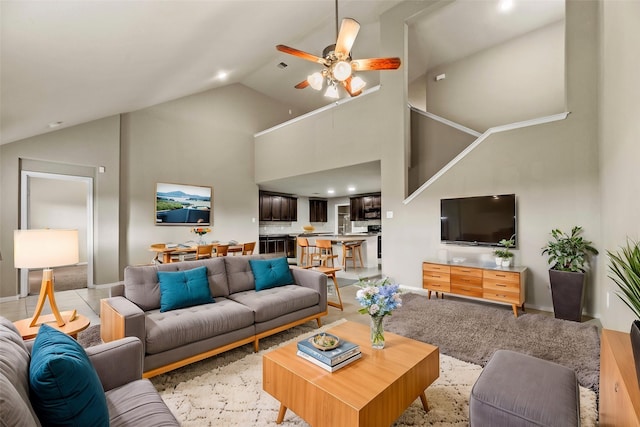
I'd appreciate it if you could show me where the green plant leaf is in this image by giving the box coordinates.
[607,239,640,320]
[541,226,598,272]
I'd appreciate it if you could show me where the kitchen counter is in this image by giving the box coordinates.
[303,234,379,268]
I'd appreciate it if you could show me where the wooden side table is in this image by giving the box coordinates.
[13,310,90,340]
[300,266,344,311]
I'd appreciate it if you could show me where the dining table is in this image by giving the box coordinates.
[149,243,242,263]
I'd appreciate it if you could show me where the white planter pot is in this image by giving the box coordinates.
[495,257,503,266]
[501,258,512,267]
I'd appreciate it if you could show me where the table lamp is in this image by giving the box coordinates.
[14,229,79,327]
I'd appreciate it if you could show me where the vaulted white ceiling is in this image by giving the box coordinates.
[0,0,563,197]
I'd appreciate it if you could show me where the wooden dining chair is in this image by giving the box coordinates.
[242,242,256,255]
[150,243,166,264]
[215,244,229,257]
[311,239,338,267]
[195,244,214,260]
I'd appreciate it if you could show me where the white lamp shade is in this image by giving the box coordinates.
[332,61,352,82]
[324,84,339,99]
[14,229,79,269]
[351,76,366,92]
[307,72,323,90]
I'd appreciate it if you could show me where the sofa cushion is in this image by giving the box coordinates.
[105,379,179,427]
[249,257,294,291]
[158,266,215,312]
[123,258,230,311]
[144,298,255,355]
[225,254,269,294]
[228,285,320,323]
[0,317,40,427]
[29,324,109,426]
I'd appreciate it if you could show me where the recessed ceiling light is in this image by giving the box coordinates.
[327,189,335,195]
[48,121,63,128]
[216,71,228,80]
[498,0,514,13]
[347,186,356,192]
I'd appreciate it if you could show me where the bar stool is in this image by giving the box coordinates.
[310,239,338,267]
[341,241,364,271]
[297,237,315,267]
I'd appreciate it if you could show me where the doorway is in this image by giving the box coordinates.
[19,171,94,297]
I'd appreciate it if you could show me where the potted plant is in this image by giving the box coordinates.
[607,239,640,385]
[541,226,598,321]
[497,235,515,267]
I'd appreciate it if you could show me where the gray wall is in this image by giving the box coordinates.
[0,84,293,296]
[409,111,476,194]
[0,116,120,297]
[597,0,640,331]
[120,83,293,267]
[426,20,565,132]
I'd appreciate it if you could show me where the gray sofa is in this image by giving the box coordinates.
[100,255,328,377]
[0,317,179,427]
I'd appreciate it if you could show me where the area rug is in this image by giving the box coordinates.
[151,319,597,426]
[385,293,601,393]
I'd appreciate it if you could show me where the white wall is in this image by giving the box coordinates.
[426,21,565,132]
[597,0,640,331]
[253,1,602,318]
[29,177,89,262]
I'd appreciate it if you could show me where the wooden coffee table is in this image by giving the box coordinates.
[263,321,439,426]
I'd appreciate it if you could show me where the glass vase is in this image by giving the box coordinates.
[197,235,206,245]
[370,315,385,349]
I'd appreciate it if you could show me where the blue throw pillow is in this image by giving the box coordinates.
[158,265,214,312]
[29,324,109,427]
[249,257,294,291]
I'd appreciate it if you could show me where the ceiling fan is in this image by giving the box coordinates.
[276,0,401,99]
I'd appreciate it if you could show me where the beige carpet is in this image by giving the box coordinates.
[152,320,598,426]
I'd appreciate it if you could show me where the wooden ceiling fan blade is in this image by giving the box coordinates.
[276,45,327,65]
[334,18,360,56]
[295,80,310,89]
[351,57,402,71]
[342,77,362,97]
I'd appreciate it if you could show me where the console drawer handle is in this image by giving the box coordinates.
[496,284,506,287]
[496,274,506,277]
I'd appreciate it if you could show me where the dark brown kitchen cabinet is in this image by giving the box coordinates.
[350,193,381,221]
[259,192,297,222]
[309,199,328,223]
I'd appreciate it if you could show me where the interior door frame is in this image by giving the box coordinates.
[19,171,95,297]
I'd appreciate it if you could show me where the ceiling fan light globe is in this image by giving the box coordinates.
[307,72,324,90]
[332,61,352,82]
[324,84,339,99]
[351,76,366,92]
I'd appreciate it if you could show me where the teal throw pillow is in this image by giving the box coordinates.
[249,257,294,291]
[29,324,109,427]
[158,266,214,312]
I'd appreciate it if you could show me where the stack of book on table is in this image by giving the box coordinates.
[297,336,361,372]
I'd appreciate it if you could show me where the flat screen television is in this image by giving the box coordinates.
[440,194,516,247]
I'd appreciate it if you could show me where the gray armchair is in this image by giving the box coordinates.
[0,317,179,426]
